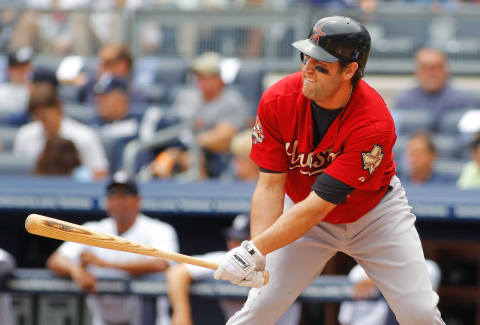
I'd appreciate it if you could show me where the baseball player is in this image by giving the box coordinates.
[213,16,446,325]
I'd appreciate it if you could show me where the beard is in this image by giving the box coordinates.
[302,79,339,103]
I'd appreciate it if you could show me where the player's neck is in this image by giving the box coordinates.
[313,83,353,110]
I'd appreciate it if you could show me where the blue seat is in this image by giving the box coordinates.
[432,134,465,159]
[390,109,433,135]
[63,104,96,125]
[434,158,466,181]
[394,133,465,161]
[231,61,265,116]
[0,152,34,175]
[0,126,19,151]
[437,109,471,135]
[133,57,188,105]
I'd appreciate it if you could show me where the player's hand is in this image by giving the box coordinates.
[236,270,267,288]
[213,241,265,287]
[80,251,110,268]
[71,266,97,293]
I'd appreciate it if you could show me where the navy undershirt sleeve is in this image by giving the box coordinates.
[259,167,284,173]
[312,173,354,204]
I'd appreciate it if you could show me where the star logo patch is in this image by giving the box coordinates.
[362,145,384,175]
[310,25,326,44]
[252,116,264,144]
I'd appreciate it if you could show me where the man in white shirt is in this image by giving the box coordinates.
[13,83,108,179]
[47,173,179,325]
[167,214,301,325]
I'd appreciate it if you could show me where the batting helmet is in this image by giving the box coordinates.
[292,16,371,77]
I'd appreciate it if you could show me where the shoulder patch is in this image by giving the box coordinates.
[252,116,264,144]
[362,145,384,175]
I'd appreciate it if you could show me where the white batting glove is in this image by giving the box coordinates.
[237,270,267,288]
[214,241,265,287]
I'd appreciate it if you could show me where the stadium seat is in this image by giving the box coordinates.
[433,134,465,159]
[0,126,18,151]
[393,133,466,161]
[434,158,466,181]
[437,109,472,135]
[390,109,433,135]
[63,104,96,125]
[0,152,34,175]
[230,60,265,115]
[133,57,188,105]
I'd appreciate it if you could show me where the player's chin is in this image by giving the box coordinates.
[302,85,317,100]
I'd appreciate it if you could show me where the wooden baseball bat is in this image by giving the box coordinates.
[25,214,269,285]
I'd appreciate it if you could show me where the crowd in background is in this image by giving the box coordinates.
[0,40,479,188]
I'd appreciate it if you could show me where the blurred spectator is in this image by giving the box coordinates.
[9,0,94,55]
[33,137,82,176]
[224,128,258,181]
[338,260,441,325]
[13,83,108,179]
[399,131,454,185]
[0,46,33,117]
[167,214,301,325]
[93,73,138,129]
[47,173,179,325]
[93,73,141,173]
[457,132,480,189]
[6,66,59,126]
[174,51,249,177]
[77,43,146,103]
[394,47,475,131]
[0,248,15,325]
[30,66,59,89]
[140,52,250,179]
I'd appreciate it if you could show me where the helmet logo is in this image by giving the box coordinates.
[310,25,326,44]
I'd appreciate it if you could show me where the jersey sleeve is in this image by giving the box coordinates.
[249,99,289,172]
[325,126,395,190]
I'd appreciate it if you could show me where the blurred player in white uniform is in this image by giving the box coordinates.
[167,214,301,325]
[47,173,179,325]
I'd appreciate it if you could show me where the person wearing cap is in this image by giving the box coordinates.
[213,16,444,325]
[166,214,301,325]
[47,173,179,325]
[13,83,108,179]
[5,66,60,126]
[77,43,147,104]
[0,46,33,116]
[167,51,249,178]
[93,72,141,173]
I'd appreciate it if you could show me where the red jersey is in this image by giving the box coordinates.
[250,71,397,224]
